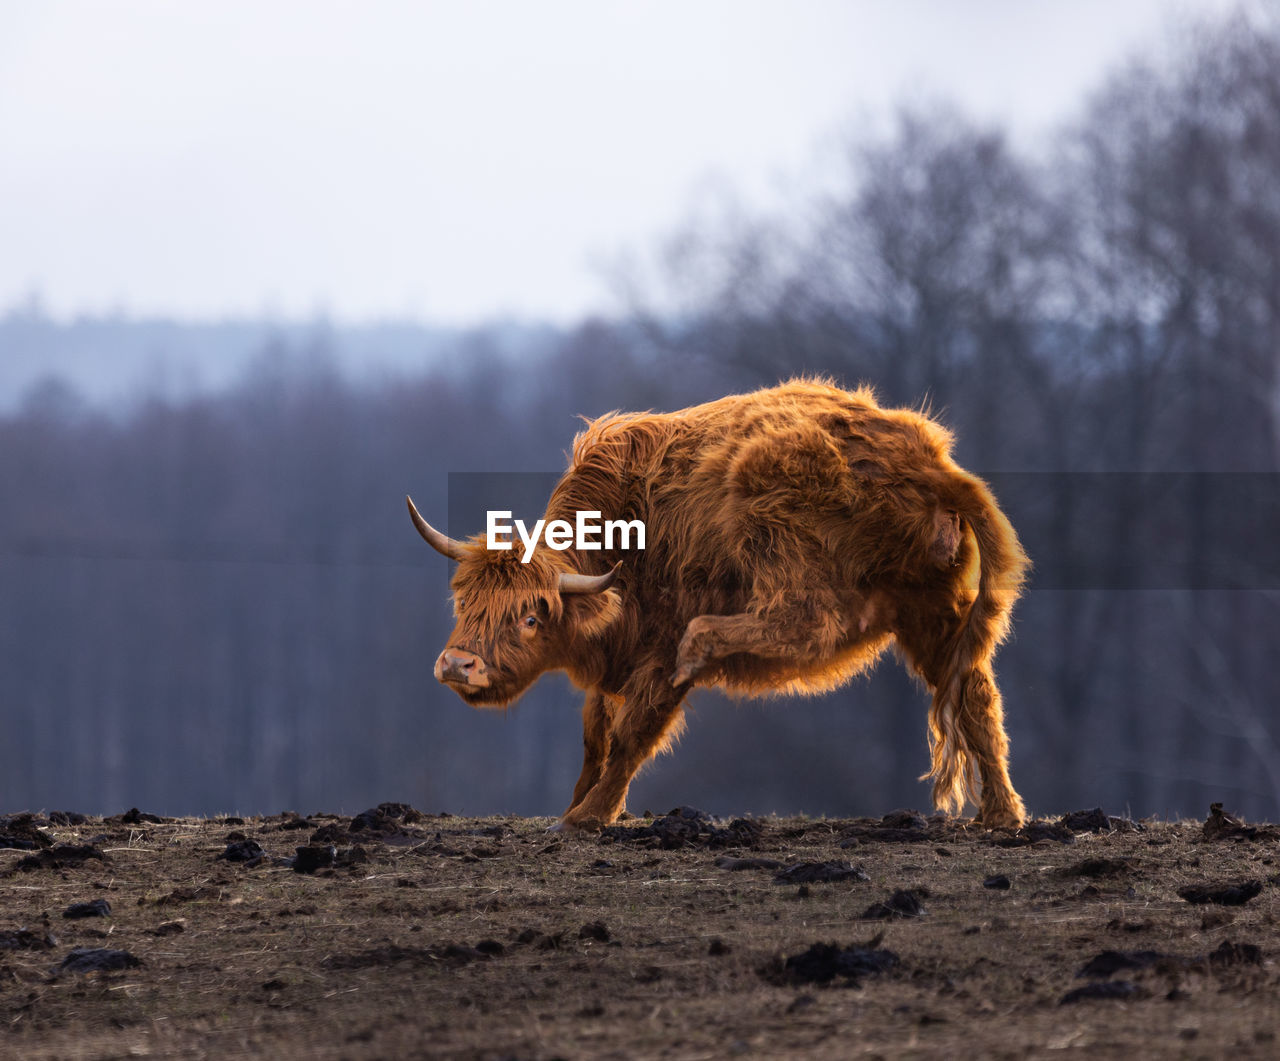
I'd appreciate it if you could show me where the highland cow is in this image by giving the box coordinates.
[408,379,1030,830]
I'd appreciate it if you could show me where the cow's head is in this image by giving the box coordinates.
[407,496,622,706]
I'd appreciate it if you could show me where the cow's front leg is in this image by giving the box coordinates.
[564,688,615,815]
[558,667,687,831]
[672,605,854,686]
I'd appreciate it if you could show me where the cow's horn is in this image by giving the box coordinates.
[559,561,622,595]
[406,495,468,561]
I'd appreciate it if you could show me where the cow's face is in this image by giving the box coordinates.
[407,498,621,708]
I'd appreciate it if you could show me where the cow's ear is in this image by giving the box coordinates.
[563,586,622,638]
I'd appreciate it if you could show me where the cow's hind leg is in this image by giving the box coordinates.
[898,626,1025,829]
[672,605,852,686]
[958,662,1025,828]
[558,667,687,831]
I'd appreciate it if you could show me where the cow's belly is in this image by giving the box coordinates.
[711,631,895,699]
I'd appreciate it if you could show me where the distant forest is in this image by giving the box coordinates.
[3,13,1278,821]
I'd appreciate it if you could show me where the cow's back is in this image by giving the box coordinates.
[559,380,963,623]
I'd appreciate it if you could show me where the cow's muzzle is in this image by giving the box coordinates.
[434,647,491,689]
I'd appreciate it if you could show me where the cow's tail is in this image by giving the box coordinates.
[922,472,1029,817]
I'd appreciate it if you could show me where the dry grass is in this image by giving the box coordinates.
[1,805,1277,1059]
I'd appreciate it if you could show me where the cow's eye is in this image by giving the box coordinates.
[522,615,538,629]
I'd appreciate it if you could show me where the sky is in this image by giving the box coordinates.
[0,0,1247,327]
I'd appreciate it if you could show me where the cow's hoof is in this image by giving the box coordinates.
[671,662,698,686]
[673,622,713,686]
[976,809,1025,830]
[550,816,603,834]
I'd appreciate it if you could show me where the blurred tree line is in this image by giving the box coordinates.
[3,12,1277,821]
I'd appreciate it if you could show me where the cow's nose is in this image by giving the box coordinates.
[434,648,489,687]
[445,650,475,673]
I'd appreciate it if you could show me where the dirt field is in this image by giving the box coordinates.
[2,802,1277,1060]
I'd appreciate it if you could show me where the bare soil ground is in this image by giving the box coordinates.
[2,802,1278,1060]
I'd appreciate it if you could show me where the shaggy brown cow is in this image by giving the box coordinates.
[408,379,1030,830]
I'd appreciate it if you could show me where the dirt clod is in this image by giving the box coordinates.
[1201,803,1280,842]
[861,888,926,919]
[309,823,349,844]
[115,808,166,825]
[998,820,1076,846]
[0,813,54,850]
[350,802,425,834]
[1061,858,1132,879]
[1059,808,1121,834]
[1177,880,1263,905]
[56,947,142,975]
[773,861,869,885]
[293,845,337,874]
[0,927,56,951]
[322,940,491,971]
[9,844,110,873]
[47,811,88,826]
[218,839,266,863]
[1078,950,1165,977]
[1208,940,1262,966]
[839,810,933,844]
[153,886,223,905]
[62,899,111,919]
[714,856,783,871]
[763,936,899,986]
[601,807,762,849]
[1061,980,1143,1004]
[275,813,315,831]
